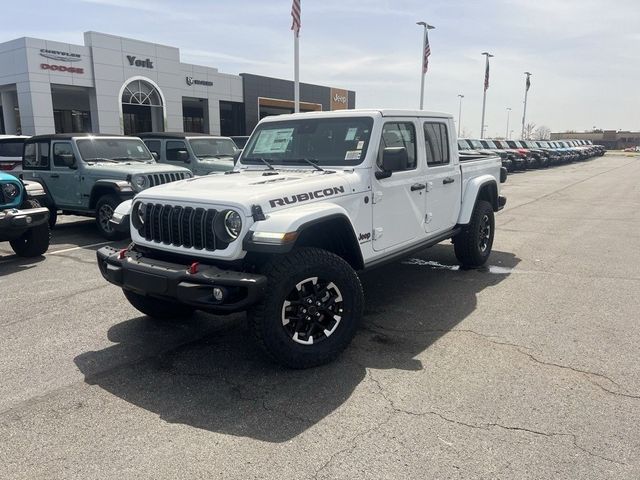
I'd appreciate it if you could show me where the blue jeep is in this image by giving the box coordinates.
[0,172,50,257]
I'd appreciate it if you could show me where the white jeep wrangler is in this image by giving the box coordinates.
[97,109,507,368]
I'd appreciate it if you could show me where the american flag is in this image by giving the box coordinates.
[291,0,301,37]
[484,59,490,91]
[422,32,431,74]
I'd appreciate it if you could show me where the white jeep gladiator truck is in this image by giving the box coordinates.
[97,109,506,368]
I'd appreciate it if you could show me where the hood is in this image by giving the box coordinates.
[85,162,190,178]
[137,168,358,214]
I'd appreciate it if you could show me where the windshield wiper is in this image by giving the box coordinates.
[286,158,325,172]
[243,157,275,170]
[85,157,119,163]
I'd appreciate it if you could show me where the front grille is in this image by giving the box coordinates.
[146,172,188,187]
[138,203,230,251]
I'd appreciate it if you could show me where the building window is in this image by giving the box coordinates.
[54,110,92,134]
[220,101,245,136]
[121,79,164,134]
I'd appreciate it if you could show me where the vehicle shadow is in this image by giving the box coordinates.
[50,216,124,248]
[74,244,519,443]
[0,254,45,276]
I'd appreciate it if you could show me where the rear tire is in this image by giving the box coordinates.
[248,247,363,369]
[123,289,194,319]
[454,200,495,267]
[95,194,126,240]
[9,221,50,257]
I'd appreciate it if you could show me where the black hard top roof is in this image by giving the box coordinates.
[26,133,131,142]
[137,132,231,139]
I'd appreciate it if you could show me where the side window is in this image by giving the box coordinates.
[166,141,187,161]
[53,142,74,167]
[423,122,450,166]
[23,142,50,169]
[377,122,416,171]
[144,140,161,157]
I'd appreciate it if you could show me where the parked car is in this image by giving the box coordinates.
[0,135,30,175]
[98,109,506,368]
[533,141,562,165]
[21,134,192,239]
[458,138,513,172]
[230,136,250,149]
[491,139,528,171]
[139,133,237,176]
[0,172,50,257]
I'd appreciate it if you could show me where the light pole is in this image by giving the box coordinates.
[505,107,511,140]
[480,52,494,139]
[521,71,532,139]
[457,94,464,137]
[417,21,435,110]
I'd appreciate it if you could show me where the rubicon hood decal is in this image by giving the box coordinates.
[269,186,346,208]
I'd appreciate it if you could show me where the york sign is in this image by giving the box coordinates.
[127,55,154,69]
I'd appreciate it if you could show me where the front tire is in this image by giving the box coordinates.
[454,200,495,267]
[9,221,50,257]
[95,194,126,240]
[122,289,195,319]
[248,247,364,369]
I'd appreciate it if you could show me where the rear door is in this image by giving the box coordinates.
[372,118,428,251]
[423,120,461,234]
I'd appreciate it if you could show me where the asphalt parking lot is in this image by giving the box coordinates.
[1,153,639,479]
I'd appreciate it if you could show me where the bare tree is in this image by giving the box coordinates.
[523,122,536,140]
[533,125,551,140]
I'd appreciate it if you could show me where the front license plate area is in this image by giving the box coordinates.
[125,269,169,294]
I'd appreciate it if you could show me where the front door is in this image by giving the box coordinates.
[372,119,427,252]
[423,121,461,234]
[49,141,82,208]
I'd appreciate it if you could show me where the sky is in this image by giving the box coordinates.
[2,0,639,138]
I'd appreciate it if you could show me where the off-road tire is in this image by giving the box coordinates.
[9,220,50,257]
[47,206,57,229]
[454,200,495,267]
[248,247,364,369]
[95,194,126,240]
[123,289,195,319]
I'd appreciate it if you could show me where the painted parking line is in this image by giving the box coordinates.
[49,241,115,255]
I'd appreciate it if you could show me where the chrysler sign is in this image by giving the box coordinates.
[40,49,81,62]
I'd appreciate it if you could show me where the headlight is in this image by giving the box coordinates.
[2,183,19,199]
[224,210,242,239]
[131,201,145,229]
[214,209,242,242]
[133,175,148,191]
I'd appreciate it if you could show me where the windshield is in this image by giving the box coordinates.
[470,140,484,149]
[241,117,374,167]
[76,138,153,162]
[190,138,237,159]
[457,140,470,150]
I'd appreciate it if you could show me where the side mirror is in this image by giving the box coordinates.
[375,147,408,179]
[151,151,159,161]
[176,150,190,163]
[57,153,76,168]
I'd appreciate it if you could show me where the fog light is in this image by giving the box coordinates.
[212,287,224,302]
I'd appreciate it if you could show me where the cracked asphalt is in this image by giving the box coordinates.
[1,153,639,479]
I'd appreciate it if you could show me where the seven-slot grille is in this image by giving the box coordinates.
[145,172,188,187]
[137,203,229,251]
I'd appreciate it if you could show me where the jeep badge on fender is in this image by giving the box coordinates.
[97,109,507,368]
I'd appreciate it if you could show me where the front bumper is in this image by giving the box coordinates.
[0,207,49,234]
[96,246,267,314]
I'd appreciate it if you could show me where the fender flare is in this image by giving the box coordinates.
[457,176,498,225]
[243,202,363,267]
[90,180,134,208]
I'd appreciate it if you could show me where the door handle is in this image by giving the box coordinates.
[50,174,60,178]
[442,177,455,184]
[411,183,426,191]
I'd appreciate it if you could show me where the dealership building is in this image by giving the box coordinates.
[0,32,355,137]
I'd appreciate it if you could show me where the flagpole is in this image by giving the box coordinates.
[417,21,434,110]
[480,51,493,139]
[457,94,464,137]
[521,71,532,139]
[294,32,300,113]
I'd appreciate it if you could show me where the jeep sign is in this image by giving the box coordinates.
[330,88,348,110]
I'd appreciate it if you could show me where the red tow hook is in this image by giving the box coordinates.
[188,262,200,274]
[118,248,128,260]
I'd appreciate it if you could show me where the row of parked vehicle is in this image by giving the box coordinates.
[0,132,247,256]
[457,138,606,172]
